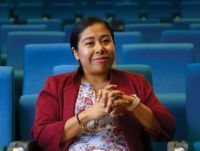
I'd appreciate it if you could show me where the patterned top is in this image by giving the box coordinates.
[68,83,129,151]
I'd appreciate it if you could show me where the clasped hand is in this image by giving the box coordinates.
[85,84,134,121]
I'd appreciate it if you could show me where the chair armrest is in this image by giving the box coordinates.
[7,140,40,151]
[0,146,6,151]
[193,141,200,151]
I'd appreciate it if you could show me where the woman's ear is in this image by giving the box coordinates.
[72,47,80,61]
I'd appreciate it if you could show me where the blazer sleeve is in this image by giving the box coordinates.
[30,76,73,151]
[139,77,176,141]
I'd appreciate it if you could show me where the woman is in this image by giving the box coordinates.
[31,17,175,151]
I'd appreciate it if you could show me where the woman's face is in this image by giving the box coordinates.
[73,23,115,75]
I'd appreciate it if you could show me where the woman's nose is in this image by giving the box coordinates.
[95,42,105,54]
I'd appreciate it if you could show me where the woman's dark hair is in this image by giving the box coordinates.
[70,17,114,50]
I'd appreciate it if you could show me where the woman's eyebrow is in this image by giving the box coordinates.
[101,34,111,38]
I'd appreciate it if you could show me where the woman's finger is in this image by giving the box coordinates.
[103,84,117,91]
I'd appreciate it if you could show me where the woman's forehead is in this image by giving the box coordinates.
[79,23,111,40]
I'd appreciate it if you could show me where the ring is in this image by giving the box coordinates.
[111,104,117,109]
[111,95,118,100]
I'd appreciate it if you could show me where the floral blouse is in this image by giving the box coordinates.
[68,83,129,151]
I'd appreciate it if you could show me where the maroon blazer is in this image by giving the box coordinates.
[31,68,175,151]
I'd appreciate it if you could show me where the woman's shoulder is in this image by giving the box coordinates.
[43,70,78,90]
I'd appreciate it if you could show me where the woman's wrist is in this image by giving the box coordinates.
[76,110,89,127]
[76,111,99,133]
[126,95,140,111]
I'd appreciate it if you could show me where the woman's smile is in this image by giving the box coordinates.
[93,56,109,63]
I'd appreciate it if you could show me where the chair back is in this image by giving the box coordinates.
[125,23,173,43]
[186,63,200,144]
[19,94,38,140]
[0,24,47,56]
[23,43,77,94]
[161,30,200,62]
[121,43,194,93]
[114,32,142,64]
[0,66,13,146]
[7,31,66,70]
[53,64,152,84]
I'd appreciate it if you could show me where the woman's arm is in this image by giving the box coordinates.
[61,102,109,143]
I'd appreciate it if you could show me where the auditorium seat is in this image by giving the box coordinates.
[53,64,152,84]
[6,31,66,70]
[27,19,62,31]
[0,66,14,147]
[186,63,200,150]
[114,2,140,20]
[161,30,200,62]
[0,3,10,19]
[14,2,43,20]
[181,1,200,19]
[63,24,74,43]
[23,43,77,95]
[46,2,76,21]
[121,43,194,94]
[145,1,172,20]
[0,24,47,61]
[125,23,173,43]
[114,31,142,64]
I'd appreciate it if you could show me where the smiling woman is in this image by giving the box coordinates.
[30,17,175,151]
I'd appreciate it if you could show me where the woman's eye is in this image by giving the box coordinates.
[102,39,111,44]
[85,42,94,46]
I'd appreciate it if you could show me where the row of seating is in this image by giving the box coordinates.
[2,1,200,21]
[1,26,200,69]
[1,63,200,151]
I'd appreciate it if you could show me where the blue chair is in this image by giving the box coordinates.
[173,18,200,29]
[14,2,43,20]
[19,94,38,140]
[0,3,10,19]
[0,19,13,26]
[190,23,200,30]
[23,43,77,95]
[81,2,113,19]
[161,30,200,62]
[114,31,142,64]
[0,66,14,147]
[181,1,200,19]
[186,63,200,150]
[151,93,186,151]
[0,19,13,65]
[63,24,74,43]
[0,24,47,59]
[124,19,159,25]
[125,23,173,43]
[53,64,78,75]
[157,93,186,137]
[114,2,140,20]
[46,2,76,20]
[194,142,200,151]
[27,19,62,31]
[121,43,194,94]
[7,31,66,70]
[0,146,6,151]
[53,64,152,84]
[145,1,172,20]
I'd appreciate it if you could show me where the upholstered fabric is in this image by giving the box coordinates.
[121,43,194,93]
[23,43,77,94]
[0,66,13,146]
[186,63,200,145]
